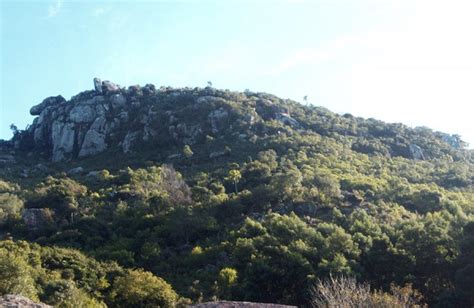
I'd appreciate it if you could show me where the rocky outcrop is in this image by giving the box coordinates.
[12,79,290,162]
[190,302,296,308]
[440,133,464,149]
[409,144,425,160]
[30,95,66,116]
[0,295,52,308]
[208,108,229,134]
[276,112,300,128]
[122,131,140,153]
[22,79,139,161]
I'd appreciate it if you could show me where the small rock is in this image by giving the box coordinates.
[93,77,102,93]
[209,151,226,159]
[20,169,29,178]
[86,170,101,178]
[34,163,49,172]
[67,166,84,175]
[276,113,300,128]
[167,153,182,159]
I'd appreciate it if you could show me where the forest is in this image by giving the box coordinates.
[0,85,473,307]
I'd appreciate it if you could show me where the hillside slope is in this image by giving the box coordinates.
[1,79,473,307]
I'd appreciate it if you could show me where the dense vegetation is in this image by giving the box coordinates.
[1,86,473,307]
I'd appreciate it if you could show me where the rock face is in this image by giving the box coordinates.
[11,79,301,162]
[21,79,138,161]
[440,133,464,149]
[208,108,229,134]
[409,144,425,160]
[190,302,296,308]
[30,95,66,115]
[0,295,52,308]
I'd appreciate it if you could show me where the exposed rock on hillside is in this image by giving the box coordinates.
[5,78,471,163]
[0,295,52,308]
[190,302,296,308]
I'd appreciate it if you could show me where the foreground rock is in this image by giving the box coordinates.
[0,295,52,308]
[190,302,296,308]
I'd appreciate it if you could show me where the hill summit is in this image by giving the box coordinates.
[1,79,473,307]
[3,78,471,165]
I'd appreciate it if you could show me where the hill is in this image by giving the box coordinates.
[0,79,473,307]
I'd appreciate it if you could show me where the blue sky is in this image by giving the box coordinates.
[1,0,473,147]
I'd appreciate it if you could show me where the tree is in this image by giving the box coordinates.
[9,124,18,136]
[311,276,425,308]
[0,251,38,300]
[226,169,242,193]
[109,269,178,307]
[455,221,474,305]
[183,145,194,159]
[217,267,238,299]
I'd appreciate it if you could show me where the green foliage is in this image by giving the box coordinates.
[1,86,473,306]
[0,240,178,307]
[0,193,23,226]
[110,269,178,307]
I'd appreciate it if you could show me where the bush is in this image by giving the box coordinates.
[311,276,425,308]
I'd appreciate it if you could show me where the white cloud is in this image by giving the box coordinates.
[48,0,62,18]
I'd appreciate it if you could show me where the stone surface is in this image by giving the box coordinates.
[102,80,120,94]
[69,104,96,123]
[78,117,107,157]
[110,93,127,109]
[208,108,229,134]
[30,95,66,116]
[122,131,140,153]
[67,166,84,175]
[93,77,102,93]
[0,295,52,308]
[190,302,296,308]
[409,144,425,160]
[276,113,300,128]
[51,122,75,162]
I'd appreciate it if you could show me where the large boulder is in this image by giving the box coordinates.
[276,113,300,128]
[30,95,65,115]
[102,80,120,94]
